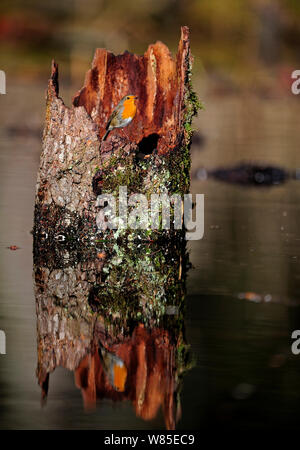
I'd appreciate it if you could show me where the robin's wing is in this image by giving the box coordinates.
[106,108,119,130]
[102,106,120,141]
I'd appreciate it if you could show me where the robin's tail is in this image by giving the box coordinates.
[102,129,110,141]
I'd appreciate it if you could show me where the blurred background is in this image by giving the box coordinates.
[1,0,300,430]
[0,0,300,85]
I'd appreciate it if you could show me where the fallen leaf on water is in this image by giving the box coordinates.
[238,292,261,302]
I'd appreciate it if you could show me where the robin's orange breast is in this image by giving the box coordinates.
[121,99,137,121]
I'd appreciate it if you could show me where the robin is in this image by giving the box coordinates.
[102,94,138,141]
[98,344,127,392]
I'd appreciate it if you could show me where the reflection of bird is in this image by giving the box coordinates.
[102,94,138,141]
[98,345,127,392]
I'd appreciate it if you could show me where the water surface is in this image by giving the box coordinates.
[1,84,300,429]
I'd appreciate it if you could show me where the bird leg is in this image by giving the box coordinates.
[121,128,130,141]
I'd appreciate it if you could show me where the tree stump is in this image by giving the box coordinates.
[33,26,200,241]
[33,27,199,429]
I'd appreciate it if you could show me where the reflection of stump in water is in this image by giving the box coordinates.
[34,239,192,430]
[76,325,185,430]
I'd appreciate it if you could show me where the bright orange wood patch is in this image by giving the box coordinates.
[113,364,127,392]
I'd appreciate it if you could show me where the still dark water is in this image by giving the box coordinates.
[1,84,300,429]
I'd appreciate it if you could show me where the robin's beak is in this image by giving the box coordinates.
[134,96,138,100]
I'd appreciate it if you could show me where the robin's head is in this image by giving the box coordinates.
[123,94,138,106]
